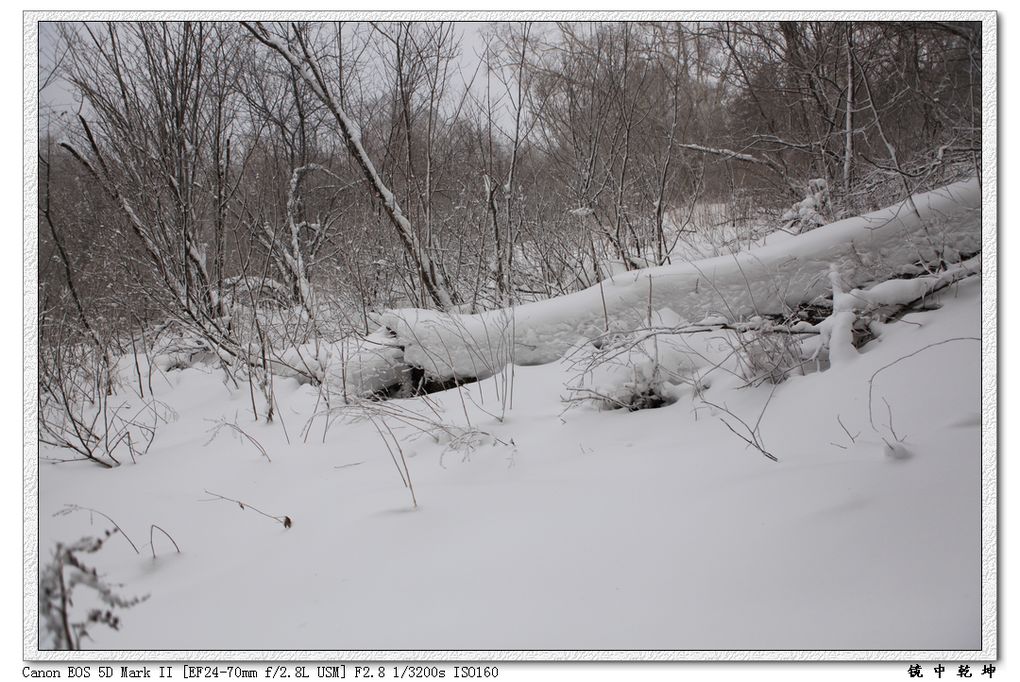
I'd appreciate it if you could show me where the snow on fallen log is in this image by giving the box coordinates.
[268,330,408,398]
[379,179,982,383]
[817,254,981,366]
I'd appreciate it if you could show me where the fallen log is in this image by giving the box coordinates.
[378,179,981,385]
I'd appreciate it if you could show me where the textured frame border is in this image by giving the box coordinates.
[22,9,999,663]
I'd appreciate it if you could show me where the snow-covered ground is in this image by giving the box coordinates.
[38,270,982,651]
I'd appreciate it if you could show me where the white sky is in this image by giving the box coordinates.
[37,21,516,126]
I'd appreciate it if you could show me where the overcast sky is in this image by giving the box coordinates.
[37,20,517,131]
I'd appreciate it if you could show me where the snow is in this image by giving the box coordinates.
[382,178,980,383]
[35,180,984,653]
[781,178,830,231]
[849,255,980,309]
[38,275,982,651]
[676,143,774,167]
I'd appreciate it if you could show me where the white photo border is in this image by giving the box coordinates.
[22,8,999,663]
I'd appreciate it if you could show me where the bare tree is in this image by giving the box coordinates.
[242,21,458,310]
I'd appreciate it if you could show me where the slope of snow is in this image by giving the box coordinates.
[381,179,980,383]
[37,274,982,651]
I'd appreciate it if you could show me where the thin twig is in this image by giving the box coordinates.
[200,490,292,529]
[55,504,140,555]
[700,395,779,462]
[149,524,181,558]
[867,336,979,432]
[205,418,272,462]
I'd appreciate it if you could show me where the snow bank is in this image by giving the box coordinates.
[381,179,981,382]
